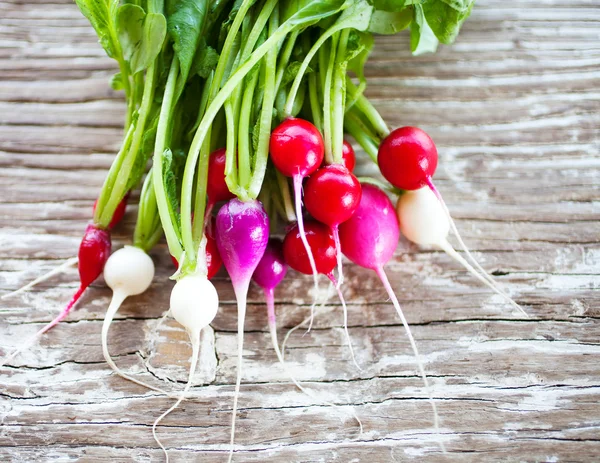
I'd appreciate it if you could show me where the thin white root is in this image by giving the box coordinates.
[101,291,172,396]
[328,274,361,371]
[228,288,248,463]
[332,226,344,288]
[153,332,200,463]
[427,179,528,317]
[271,320,363,432]
[375,266,445,453]
[438,240,528,318]
[1,257,78,300]
[293,175,320,332]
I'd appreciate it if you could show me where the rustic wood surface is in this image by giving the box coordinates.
[1,0,599,461]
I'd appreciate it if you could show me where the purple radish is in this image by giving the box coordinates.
[215,199,269,462]
[338,184,443,446]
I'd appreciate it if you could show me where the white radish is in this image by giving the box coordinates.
[397,187,527,316]
[101,246,168,393]
[152,271,219,462]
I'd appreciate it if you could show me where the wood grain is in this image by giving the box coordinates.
[1,0,599,461]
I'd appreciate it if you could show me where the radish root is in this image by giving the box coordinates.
[426,178,528,317]
[375,266,445,452]
[265,288,363,433]
[1,257,79,300]
[0,285,85,368]
[101,291,172,395]
[332,225,344,288]
[293,174,320,332]
[327,273,360,371]
[152,331,201,463]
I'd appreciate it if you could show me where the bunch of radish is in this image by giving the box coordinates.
[1,0,531,460]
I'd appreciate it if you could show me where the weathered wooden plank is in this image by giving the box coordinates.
[1,0,599,460]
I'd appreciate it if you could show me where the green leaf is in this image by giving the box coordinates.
[282,0,348,28]
[369,0,422,12]
[117,5,167,74]
[110,72,124,90]
[166,0,209,84]
[423,0,474,44]
[117,4,145,62]
[368,8,412,34]
[410,4,438,55]
[192,40,219,78]
[346,31,374,103]
[75,0,118,58]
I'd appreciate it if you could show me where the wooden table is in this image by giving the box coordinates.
[1,1,599,461]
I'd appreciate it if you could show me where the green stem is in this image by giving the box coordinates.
[308,71,322,132]
[133,170,160,251]
[274,29,298,93]
[248,4,279,199]
[323,33,338,165]
[331,29,349,165]
[237,67,259,191]
[98,62,156,227]
[93,123,135,225]
[152,56,183,260]
[346,77,390,139]
[224,99,240,196]
[344,111,379,163]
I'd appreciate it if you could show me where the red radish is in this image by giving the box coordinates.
[171,225,222,280]
[252,238,363,432]
[214,199,269,463]
[283,221,359,370]
[341,140,356,172]
[2,195,129,301]
[396,188,527,316]
[322,140,356,172]
[93,193,130,230]
[153,236,220,461]
[379,126,524,313]
[377,126,437,191]
[206,148,235,218]
[338,184,442,442]
[304,164,361,287]
[270,117,325,328]
[1,224,111,367]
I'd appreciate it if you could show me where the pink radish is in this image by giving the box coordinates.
[1,224,111,367]
[304,164,361,287]
[152,236,220,461]
[215,199,269,462]
[270,117,324,327]
[379,126,525,314]
[338,183,443,443]
[283,221,359,370]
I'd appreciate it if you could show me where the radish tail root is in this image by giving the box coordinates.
[228,287,249,463]
[426,178,527,317]
[438,240,528,317]
[332,225,344,288]
[0,285,85,368]
[266,289,363,433]
[293,174,319,332]
[101,291,171,395]
[2,257,79,300]
[152,331,201,463]
[327,273,361,371]
[375,266,445,452]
